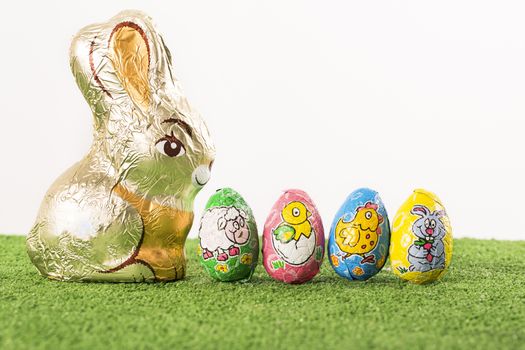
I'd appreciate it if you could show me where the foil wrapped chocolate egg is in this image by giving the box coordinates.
[328,188,390,281]
[198,188,259,282]
[262,189,324,284]
[390,189,453,284]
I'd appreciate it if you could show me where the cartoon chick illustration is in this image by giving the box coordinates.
[273,201,312,243]
[335,202,383,264]
[272,201,316,266]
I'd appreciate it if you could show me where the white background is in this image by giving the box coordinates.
[1,1,524,240]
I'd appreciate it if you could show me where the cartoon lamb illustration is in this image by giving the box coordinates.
[199,206,251,261]
[408,205,446,272]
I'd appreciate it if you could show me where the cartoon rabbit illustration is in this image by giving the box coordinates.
[407,205,446,272]
[26,10,215,282]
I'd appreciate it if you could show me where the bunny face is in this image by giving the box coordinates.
[69,11,215,204]
[410,206,446,240]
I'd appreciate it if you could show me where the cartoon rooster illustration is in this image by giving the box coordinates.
[335,202,383,264]
[272,201,316,265]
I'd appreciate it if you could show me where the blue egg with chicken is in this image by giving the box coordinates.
[328,188,390,281]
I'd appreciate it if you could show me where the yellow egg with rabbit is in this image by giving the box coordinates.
[390,189,453,284]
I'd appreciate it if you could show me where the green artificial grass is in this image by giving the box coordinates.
[1,236,524,350]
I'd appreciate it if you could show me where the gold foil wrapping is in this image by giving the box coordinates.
[26,10,215,282]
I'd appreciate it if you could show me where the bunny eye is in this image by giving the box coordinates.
[430,220,436,228]
[365,211,372,220]
[424,219,430,228]
[155,133,186,158]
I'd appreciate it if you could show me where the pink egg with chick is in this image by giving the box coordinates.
[262,189,325,284]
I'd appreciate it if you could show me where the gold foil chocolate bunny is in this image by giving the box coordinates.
[26,10,215,282]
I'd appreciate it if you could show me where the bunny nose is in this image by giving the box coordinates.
[193,165,211,186]
[426,228,434,235]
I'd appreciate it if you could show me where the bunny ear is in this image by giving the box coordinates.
[411,205,429,217]
[433,210,446,218]
[108,21,151,110]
